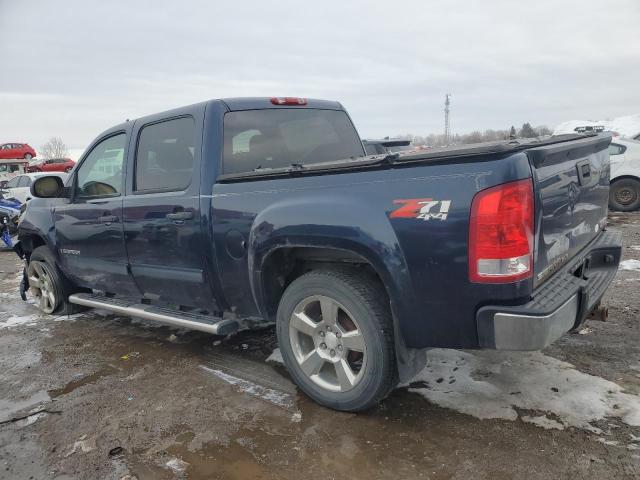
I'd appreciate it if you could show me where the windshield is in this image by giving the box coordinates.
[222,109,364,174]
[387,144,413,153]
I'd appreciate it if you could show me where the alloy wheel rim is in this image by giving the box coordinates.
[289,295,367,392]
[616,187,635,205]
[27,261,57,314]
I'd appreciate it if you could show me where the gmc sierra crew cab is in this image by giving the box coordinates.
[15,97,621,411]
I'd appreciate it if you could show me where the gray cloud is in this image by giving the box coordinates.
[1,0,638,155]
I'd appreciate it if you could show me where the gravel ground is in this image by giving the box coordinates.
[0,212,639,480]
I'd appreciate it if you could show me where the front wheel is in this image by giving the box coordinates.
[276,270,397,411]
[28,246,85,315]
[609,178,640,212]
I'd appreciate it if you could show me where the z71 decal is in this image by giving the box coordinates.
[390,198,451,221]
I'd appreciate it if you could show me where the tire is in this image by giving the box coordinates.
[276,269,397,412]
[28,246,85,315]
[609,178,640,212]
[24,153,32,160]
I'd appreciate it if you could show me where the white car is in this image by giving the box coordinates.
[1,172,68,204]
[609,138,640,211]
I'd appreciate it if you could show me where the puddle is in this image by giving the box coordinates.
[48,367,116,399]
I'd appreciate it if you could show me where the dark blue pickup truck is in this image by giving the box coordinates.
[15,97,621,411]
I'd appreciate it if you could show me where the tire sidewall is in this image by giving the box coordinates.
[610,179,640,212]
[276,272,392,410]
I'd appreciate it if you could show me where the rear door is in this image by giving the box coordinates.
[528,135,611,286]
[54,132,138,294]
[122,110,217,311]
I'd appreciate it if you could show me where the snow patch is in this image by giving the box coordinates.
[200,365,294,409]
[165,457,189,474]
[621,259,640,272]
[266,348,283,364]
[0,313,39,329]
[554,114,640,138]
[406,349,640,432]
[521,415,565,430]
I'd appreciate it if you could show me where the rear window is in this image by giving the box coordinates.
[222,109,364,174]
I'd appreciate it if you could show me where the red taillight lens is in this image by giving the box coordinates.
[270,97,307,106]
[469,178,534,283]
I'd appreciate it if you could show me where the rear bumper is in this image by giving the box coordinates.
[476,229,622,350]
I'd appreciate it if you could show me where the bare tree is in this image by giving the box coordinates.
[40,137,69,159]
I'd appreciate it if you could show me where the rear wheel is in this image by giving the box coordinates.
[28,246,85,315]
[609,178,640,211]
[276,270,397,411]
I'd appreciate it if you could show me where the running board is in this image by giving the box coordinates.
[68,293,238,336]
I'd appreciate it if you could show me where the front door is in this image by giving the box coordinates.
[122,114,216,312]
[55,132,138,295]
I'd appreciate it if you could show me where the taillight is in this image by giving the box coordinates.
[469,178,534,283]
[270,97,307,106]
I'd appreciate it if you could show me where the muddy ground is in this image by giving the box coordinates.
[1,213,639,480]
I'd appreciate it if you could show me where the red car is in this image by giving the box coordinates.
[28,157,75,173]
[0,143,37,160]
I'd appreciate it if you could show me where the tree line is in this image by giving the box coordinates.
[394,123,553,147]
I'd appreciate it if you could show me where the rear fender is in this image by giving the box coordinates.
[247,195,415,336]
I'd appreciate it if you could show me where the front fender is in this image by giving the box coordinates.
[247,193,416,336]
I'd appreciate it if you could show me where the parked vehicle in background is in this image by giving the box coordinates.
[362,138,412,155]
[28,157,75,173]
[16,97,621,412]
[609,138,640,211]
[0,159,30,185]
[1,172,68,204]
[0,143,37,160]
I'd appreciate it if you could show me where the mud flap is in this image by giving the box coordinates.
[19,265,29,301]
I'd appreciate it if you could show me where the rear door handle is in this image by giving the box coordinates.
[166,211,194,221]
[98,215,118,224]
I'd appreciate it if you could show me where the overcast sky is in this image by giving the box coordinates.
[1,0,639,157]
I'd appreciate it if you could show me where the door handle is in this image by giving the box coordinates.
[166,211,194,221]
[98,215,119,224]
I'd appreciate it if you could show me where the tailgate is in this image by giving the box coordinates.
[527,134,612,287]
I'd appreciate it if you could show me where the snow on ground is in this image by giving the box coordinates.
[554,114,640,138]
[620,259,640,272]
[406,349,640,433]
[199,365,294,409]
[0,313,40,329]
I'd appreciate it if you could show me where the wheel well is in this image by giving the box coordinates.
[611,175,640,185]
[20,234,47,259]
[260,247,388,320]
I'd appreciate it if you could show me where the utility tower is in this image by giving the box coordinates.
[444,93,451,144]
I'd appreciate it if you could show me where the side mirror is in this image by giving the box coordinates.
[31,176,65,198]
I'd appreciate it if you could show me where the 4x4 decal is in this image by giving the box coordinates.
[390,198,451,221]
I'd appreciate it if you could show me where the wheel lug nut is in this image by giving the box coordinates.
[337,345,343,351]
[320,343,327,349]
[319,331,325,337]
[336,332,341,338]
[326,326,332,332]
[330,349,335,357]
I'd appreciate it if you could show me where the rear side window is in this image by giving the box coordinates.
[608,143,627,155]
[135,117,195,192]
[222,109,364,174]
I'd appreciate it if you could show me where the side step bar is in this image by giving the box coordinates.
[68,293,238,336]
